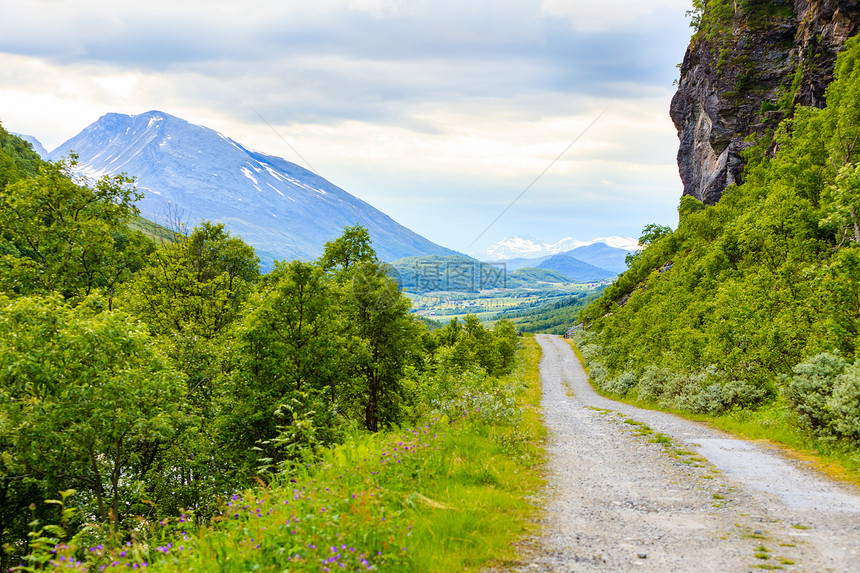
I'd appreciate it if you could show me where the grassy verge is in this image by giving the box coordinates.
[565,338,860,488]
[33,338,545,572]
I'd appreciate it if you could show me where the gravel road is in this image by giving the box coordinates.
[506,334,860,572]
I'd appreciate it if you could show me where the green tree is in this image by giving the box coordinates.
[0,157,149,300]
[624,223,674,268]
[0,296,186,542]
[121,222,259,512]
[125,221,259,340]
[346,261,419,432]
[318,224,376,279]
[223,260,344,472]
[823,163,860,244]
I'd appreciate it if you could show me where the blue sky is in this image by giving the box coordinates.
[0,0,693,255]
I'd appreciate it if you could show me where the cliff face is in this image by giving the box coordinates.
[670,0,860,205]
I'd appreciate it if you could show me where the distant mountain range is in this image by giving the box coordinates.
[389,240,629,288]
[46,110,458,266]
[479,235,639,261]
[534,253,617,282]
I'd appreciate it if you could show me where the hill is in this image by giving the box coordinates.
[10,133,48,159]
[507,267,571,287]
[388,254,506,292]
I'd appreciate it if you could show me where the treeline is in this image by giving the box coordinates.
[0,126,520,569]
[576,37,860,451]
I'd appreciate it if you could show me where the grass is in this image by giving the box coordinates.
[34,338,546,572]
[127,215,178,244]
[565,338,860,488]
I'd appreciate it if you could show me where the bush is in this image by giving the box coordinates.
[829,364,860,444]
[721,377,770,409]
[696,383,729,415]
[602,370,638,395]
[785,352,848,433]
[637,365,674,402]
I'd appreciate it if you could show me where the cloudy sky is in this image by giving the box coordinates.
[0,0,693,255]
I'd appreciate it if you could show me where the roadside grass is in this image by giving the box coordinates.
[565,338,860,488]
[33,337,545,572]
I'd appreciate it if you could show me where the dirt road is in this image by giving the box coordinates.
[512,334,860,572]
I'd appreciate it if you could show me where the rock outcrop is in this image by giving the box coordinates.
[671,0,860,205]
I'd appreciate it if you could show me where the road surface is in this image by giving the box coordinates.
[508,334,860,572]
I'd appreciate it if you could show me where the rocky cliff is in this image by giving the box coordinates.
[670,0,860,205]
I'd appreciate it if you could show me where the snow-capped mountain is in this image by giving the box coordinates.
[479,235,639,261]
[12,133,49,159]
[49,111,458,266]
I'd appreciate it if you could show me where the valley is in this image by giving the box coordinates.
[404,281,606,327]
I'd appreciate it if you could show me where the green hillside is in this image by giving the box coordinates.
[507,266,571,285]
[0,130,541,571]
[576,36,860,469]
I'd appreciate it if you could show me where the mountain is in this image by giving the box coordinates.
[563,243,630,275]
[49,111,458,266]
[388,255,510,293]
[535,254,617,282]
[506,267,572,287]
[12,133,49,160]
[496,242,632,274]
[503,255,553,271]
[479,235,638,260]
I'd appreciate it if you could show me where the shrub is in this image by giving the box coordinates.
[637,365,674,402]
[696,382,729,415]
[785,352,848,433]
[603,370,638,395]
[829,364,860,444]
[721,378,770,409]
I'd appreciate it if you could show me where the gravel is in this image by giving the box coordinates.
[496,334,860,572]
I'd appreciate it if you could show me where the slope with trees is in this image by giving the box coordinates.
[576,36,860,468]
[0,124,530,571]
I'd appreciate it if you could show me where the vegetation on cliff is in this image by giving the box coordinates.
[579,36,860,469]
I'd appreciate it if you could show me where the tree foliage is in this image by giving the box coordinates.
[0,130,522,570]
[0,157,149,300]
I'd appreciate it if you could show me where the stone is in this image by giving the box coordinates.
[671,0,860,205]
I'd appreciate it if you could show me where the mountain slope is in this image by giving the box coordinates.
[503,255,553,271]
[578,35,860,442]
[11,133,48,160]
[49,111,458,265]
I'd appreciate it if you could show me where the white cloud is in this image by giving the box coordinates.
[540,0,691,31]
